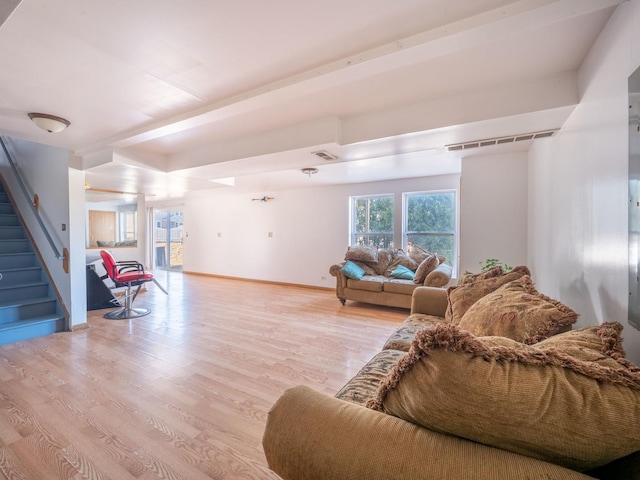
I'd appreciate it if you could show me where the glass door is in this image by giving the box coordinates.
[154,209,184,271]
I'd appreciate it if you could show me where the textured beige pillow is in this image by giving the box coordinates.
[407,244,429,264]
[457,276,578,344]
[345,245,378,263]
[385,249,419,276]
[445,265,531,323]
[458,266,503,285]
[412,254,439,284]
[368,323,640,472]
[373,248,394,275]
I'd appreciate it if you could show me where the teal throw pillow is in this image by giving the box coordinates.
[342,261,366,280]
[390,265,415,280]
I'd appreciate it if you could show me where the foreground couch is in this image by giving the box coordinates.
[329,245,452,309]
[263,266,640,479]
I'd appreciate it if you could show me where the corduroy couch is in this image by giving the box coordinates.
[263,266,640,480]
[329,245,452,309]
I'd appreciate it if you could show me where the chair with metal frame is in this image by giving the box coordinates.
[99,249,167,320]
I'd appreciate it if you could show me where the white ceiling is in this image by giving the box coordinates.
[0,0,623,200]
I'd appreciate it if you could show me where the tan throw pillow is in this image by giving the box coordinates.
[367,323,640,472]
[457,276,578,344]
[373,248,395,275]
[458,266,503,285]
[412,254,439,284]
[424,263,452,287]
[345,245,378,263]
[445,265,531,323]
[385,249,419,276]
[407,244,429,264]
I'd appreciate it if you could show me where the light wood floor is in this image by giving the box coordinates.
[0,271,407,479]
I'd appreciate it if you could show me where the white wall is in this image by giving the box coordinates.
[528,0,640,364]
[182,175,459,288]
[459,152,528,274]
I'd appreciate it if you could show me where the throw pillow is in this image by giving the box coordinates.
[385,249,419,276]
[413,254,439,284]
[458,265,504,285]
[373,248,395,275]
[367,323,640,472]
[407,244,429,264]
[341,260,366,280]
[424,263,452,287]
[457,276,578,344]
[345,245,378,264]
[390,265,415,280]
[445,265,531,323]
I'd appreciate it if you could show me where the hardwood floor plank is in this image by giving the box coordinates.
[0,272,406,479]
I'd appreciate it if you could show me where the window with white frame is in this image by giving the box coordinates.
[404,190,457,271]
[350,194,394,248]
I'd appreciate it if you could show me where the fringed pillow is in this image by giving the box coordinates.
[367,323,640,472]
[445,265,531,323]
[456,276,578,343]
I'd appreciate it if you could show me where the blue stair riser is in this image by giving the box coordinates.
[0,253,36,269]
[0,283,50,303]
[0,239,31,254]
[0,267,42,285]
[0,214,18,226]
[0,227,25,239]
[0,193,8,203]
[0,204,14,215]
[0,316,65,345]
[0,298,58,324]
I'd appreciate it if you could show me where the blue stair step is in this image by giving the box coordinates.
[0,226,25,239]
[0,214,18,226]
[0,204,14,215]
[0,266,43,285]
[0,252,36,269]
[0,296,58,324]
[0,239,31,254]
[0,315,65,345]
[0,281,50,303]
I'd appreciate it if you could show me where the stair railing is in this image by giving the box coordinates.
[0,136,69,273]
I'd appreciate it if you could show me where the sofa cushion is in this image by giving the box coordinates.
[346,276,385,292]
[413,254,439,284]
[383,279,418,295]
[345,245,378,263]
[445,265,531,323]
[382,313,449,351]
[335,349,406,406]
[389,264,415,280]
[341,260,366,280]
[457,276,578,344]
[368,323,640,471]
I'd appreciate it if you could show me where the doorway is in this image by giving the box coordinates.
[154,209,184,271]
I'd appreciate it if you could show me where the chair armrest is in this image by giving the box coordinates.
[410,286,448,316]
[263,386,595,480]
[116,260,144,273]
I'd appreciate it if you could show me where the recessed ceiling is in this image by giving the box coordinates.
[0,0,622,199]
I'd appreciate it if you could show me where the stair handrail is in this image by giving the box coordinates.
[0,136,68,270]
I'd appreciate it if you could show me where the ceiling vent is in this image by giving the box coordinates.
[445,130,558,152]
[311,150,339,161]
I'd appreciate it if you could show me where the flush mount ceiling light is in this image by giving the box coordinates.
[301,167,319,177]
[28,112,71,133]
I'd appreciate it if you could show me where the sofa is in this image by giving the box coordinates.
[329,245,453,309]
[263,266,640,479]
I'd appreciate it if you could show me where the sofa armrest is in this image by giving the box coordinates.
[262,386,596,480]
[424,263,452,287]
[329,263,347,302]
[410,286,449,316]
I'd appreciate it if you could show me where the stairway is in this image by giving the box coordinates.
[0,183,65,345]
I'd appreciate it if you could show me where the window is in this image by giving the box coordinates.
[404,190,457,270]
[351,194,394,248]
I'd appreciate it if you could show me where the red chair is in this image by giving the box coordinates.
[99,250,167,320]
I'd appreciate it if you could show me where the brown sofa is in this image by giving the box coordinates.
[263,270,640,480]
[329,245,452,309]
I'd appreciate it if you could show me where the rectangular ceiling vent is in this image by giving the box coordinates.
[445,130,558,152]
[311,150,339,161]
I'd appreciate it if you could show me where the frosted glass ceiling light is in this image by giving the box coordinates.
[28,113,70,133]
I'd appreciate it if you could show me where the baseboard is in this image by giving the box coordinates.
[182,271,334,292]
